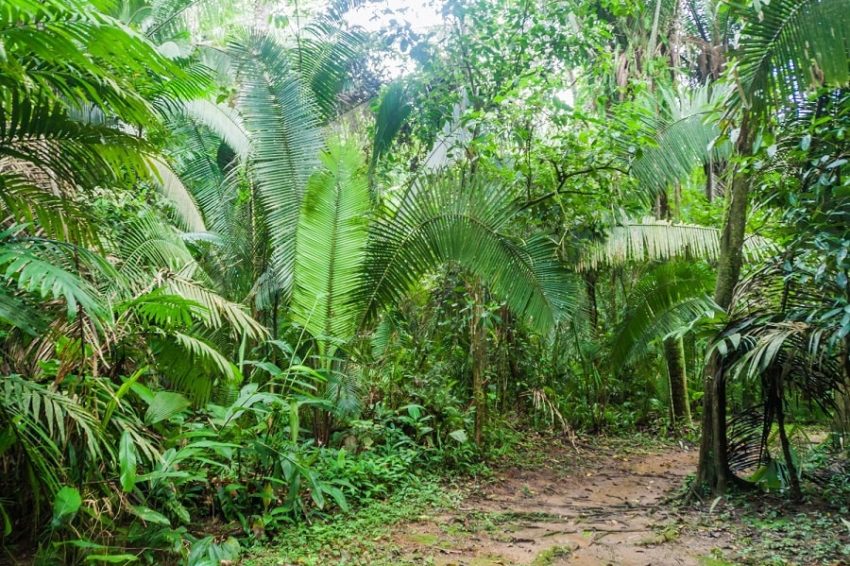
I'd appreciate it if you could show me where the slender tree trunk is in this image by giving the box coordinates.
[696,121,752,494]
[471,282,488,447]
[835,337,850,448]
[773,368,802,501]
[584,271,599,334]
[664,336,691,426]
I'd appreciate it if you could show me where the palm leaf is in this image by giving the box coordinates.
[629,84,730,201]
[295,20,368,120]
[0,232,108,321]
[291,140,371,346]
[579,218,773,270]
[0,288,45,335]
[146,157,207,233]
[182,100,251,160]
[734,0,850,117]
[609,262,719,368]
[360,176,576,334]
[230,33,322,295]
[369,81,412,180]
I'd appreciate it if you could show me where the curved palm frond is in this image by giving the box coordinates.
[0,289,45,335]
[0,375,106,496]
[146,157,207,233]
[610,262,719,368]
[579,218,773,270]
[0,92,153,190]
[629,84,729,201]
[166,277,267,340]
[230,33,323,295]
[369,81,412,180]
[360,176,577,334]
[1,0,185,124]
[0,228,110,322]
[0,169,98,244]
[181,100,251,161]
[734,0,850,117]
[295,20,369,121]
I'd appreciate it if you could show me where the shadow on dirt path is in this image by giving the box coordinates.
[392,440,732,565]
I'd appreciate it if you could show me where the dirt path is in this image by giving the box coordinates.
[391,440,732,565]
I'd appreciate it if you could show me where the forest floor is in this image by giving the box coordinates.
[382,438,728,565]
[248,434,850,565]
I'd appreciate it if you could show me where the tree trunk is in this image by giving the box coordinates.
[584,271,599,334]
[696,119,752,494]
[775,373,802,502]
[664,336,691,426]
[471,282,488,447]
[835,337,850,448]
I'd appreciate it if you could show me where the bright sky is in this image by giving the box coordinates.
[345,0,445,34]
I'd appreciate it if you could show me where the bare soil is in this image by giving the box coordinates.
[390,439,733,565]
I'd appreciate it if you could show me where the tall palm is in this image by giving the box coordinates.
[697,0,850,494]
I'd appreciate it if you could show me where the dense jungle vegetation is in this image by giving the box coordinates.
[1,0,850,563]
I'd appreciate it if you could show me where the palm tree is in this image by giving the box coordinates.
[0,0,268,533]
[696,0,850,495]
[580,218,770,427]
[618,0,849,492]
[287,139,576,442]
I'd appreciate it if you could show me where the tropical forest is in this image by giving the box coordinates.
[2,0,850,564]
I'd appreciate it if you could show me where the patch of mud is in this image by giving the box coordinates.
[392,441,733,565]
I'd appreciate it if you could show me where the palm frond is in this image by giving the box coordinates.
[0,0,184,124]
[0,230,108,321]
[146,157,207,233]
[0,92,152,191]
[167,277,267,340]
[0,168,98,244]
[579,218,773,270]
[153,332,243,405]
[369,81,412,180]
[291,140,371,346]
[360,176,577,334]
[610,262,718,368]
[295,20,369,120]
[734,0,850,117]
[0,288,45,335]
[629,84,729,200]
[182,100,251,160]
[230,33,322,295]
[0,375,106,496]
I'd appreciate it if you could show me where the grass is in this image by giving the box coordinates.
[244,477,457,566]
[530,545,573,565]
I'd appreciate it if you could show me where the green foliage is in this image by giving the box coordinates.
[292,140,371,347]
[3,0,850,563]
[361,175,576,334]
[734,0,850,118]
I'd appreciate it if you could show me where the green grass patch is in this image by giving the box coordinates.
[244,477,456,566]
[530,545,573,565]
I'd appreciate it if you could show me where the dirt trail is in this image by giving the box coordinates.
[392,440,731,565]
